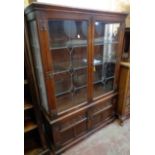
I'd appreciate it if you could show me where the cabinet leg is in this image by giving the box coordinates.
[118,116,125,126]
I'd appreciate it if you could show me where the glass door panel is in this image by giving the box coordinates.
[54,72,71,96]
[72,47,87,69]
[48,20,88,113]
[52,49,70,73]
[93,21,120,98]
[73,68,87,88]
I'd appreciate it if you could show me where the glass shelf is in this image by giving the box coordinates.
[94,37,119,46]
[50,38,118,50]
[50,39,87,50]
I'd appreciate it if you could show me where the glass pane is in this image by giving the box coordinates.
[93,21,120,98]
[54,72,71,96]
[56,88,87,113]
[72,47,87,69]
[94,21,120,44]
[48,20,88,49]
[73,68,87,88]
[48,20,88,112]
[52,49,70,72]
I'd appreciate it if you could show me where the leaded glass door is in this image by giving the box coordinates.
[47,20,89,113]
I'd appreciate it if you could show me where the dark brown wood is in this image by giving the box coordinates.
[87,17,93,103]
[24,16,50,154]
[25,3,128,154]
[54,117,115,155]
[113,22,126,92]
[25,2,127,19]
[122,28,130,62]
[117,62,130,125]
[36,14,57,115]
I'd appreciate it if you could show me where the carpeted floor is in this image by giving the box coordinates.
[62,119,130,155]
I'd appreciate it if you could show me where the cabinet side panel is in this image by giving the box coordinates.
[28,20,49,113]
[117,66,128,115]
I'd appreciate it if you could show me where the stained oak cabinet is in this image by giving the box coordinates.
[25,3,127,154]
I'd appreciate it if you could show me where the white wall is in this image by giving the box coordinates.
[37,0,130,27]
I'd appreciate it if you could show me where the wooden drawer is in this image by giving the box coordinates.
[52,111,87,146]
[90,98,116,128]
[51,97,117,146]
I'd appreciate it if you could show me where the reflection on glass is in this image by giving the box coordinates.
[104,23,120,42]
[48,20,88,48]
[48,20,88,112]
[93,22,120,98]
[94,22,120,44]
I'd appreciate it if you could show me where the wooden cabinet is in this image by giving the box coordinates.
[117,62,130,125]
[25,3,127,154]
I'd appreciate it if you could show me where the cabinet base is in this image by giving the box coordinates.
[52,117,115,155]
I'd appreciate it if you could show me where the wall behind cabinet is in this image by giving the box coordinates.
[37,0,130,27]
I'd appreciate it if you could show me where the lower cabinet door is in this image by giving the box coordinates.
[52,111,88,146]
[51,97,116,147]
[90,98,116,128]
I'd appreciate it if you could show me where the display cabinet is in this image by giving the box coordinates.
[25,3,127,154]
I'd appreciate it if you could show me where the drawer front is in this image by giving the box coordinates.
[90,98,116,128]
[51,97,117,146]
[91,106,114,127]
[52,111,88,146]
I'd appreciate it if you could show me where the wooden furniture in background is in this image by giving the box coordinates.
[24,17,50,155]
[25,3,127,154]
[117,62,130,125]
